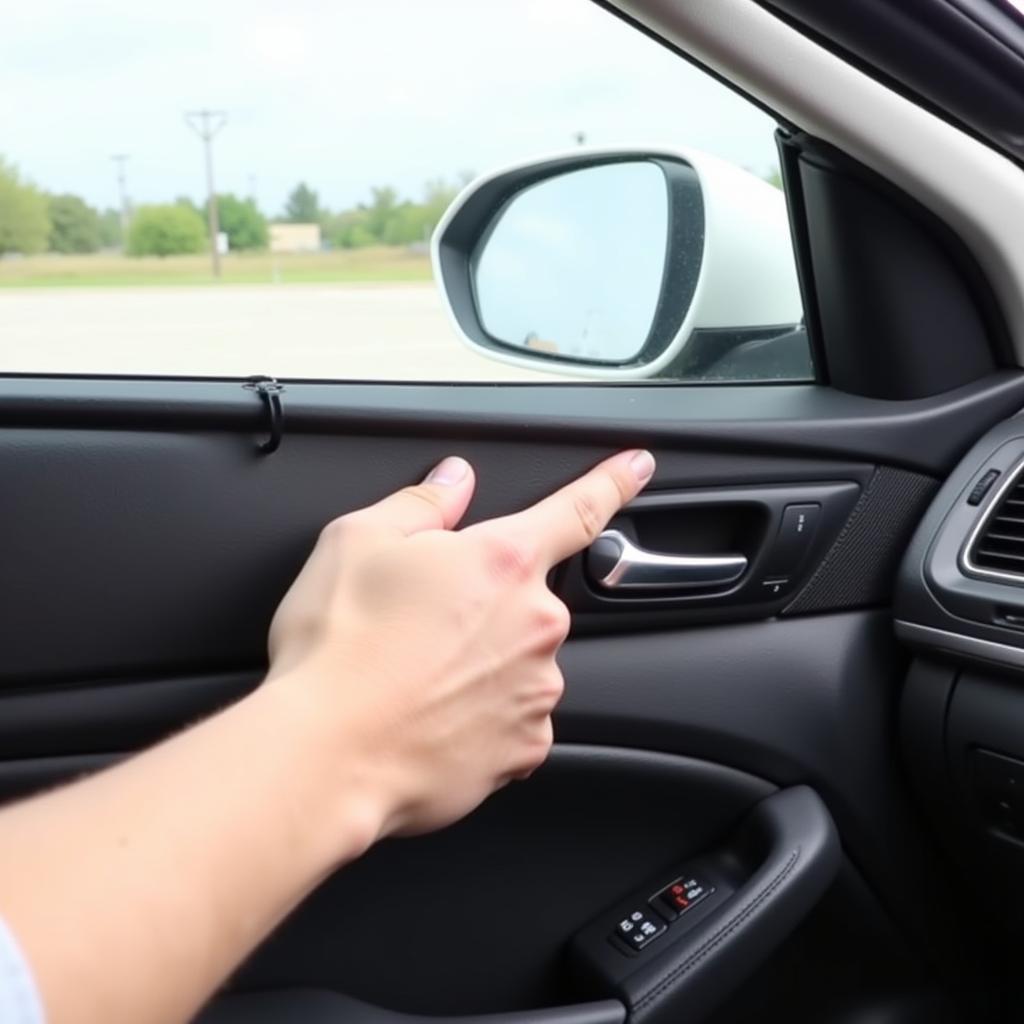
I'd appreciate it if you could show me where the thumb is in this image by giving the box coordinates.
[355,456,476,536]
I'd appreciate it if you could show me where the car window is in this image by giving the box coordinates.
[0,0,810,383]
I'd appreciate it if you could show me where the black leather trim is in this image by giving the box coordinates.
[620,787,840,1024]
[196,992,625,1024]
[632,852,799,1014]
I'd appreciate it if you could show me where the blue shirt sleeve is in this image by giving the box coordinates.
[0,918,44,1024]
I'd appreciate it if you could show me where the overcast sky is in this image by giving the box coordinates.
[0,0,780,215]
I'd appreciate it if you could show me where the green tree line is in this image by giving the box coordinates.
[283,178,465,248]
[0,157,467,258]
[0,158,122,255]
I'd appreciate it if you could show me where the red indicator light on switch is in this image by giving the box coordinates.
[669,884,688,907]
[654,876,715,920]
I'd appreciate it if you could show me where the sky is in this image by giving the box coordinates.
[0,0,781,217]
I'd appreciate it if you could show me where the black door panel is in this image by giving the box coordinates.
[2,373,1013,1022]
[235,746,779,1014]
[0,745,777,1014]
[0,426,878,684]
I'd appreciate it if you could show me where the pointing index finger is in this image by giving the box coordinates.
[511,450,655,568]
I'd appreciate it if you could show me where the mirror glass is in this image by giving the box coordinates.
[473,161,669,364]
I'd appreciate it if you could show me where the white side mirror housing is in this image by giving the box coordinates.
[432,146,804,379]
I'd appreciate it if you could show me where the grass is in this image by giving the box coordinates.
[0,246,433,288]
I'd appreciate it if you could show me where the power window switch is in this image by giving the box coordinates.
[653,876,715,920]
[612,908,667,951]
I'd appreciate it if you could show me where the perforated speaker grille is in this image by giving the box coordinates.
[784,466,938,614]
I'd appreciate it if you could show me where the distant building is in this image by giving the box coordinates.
[270,223,322,253]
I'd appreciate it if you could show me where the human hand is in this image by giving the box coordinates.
[267,450,655,844]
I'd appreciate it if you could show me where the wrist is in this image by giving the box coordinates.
[244,669,395,875]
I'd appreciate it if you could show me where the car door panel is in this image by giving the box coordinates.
[6,372,1023,685]
[1,373,1012,1021]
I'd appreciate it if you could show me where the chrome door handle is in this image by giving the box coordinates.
[587,529,748,591]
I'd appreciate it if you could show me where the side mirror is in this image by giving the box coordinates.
[431,148,803,379]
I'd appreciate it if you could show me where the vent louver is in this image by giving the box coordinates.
[970,470,1024,578]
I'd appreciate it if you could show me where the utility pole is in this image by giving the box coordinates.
[185,109,228,278]
[111,154,130,250]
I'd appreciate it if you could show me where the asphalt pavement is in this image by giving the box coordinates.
[0,284,565,382]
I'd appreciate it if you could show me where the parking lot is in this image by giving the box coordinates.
[0,284,564,382]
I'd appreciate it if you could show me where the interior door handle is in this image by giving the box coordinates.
[588,530,748,591]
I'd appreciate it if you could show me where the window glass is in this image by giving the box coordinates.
[0,0,809,383]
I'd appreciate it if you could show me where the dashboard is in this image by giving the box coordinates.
[897,413,1024,668]
[897,411,1024,934]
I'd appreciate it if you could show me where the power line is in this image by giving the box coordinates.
[111,154,130,251]
[185,109,228,278]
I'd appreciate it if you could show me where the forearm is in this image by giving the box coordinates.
[0,450,649,1024]
[0,677,382,1024]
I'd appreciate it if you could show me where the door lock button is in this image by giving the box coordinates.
[762,503,821,578]
[612,907,667,951]
[653,876,715,920]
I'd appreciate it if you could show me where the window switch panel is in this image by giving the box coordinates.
[612,907,667,951]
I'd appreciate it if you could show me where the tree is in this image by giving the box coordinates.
[0,158,50,255]
[282,182,321,224]
[381,201,430,245]
[174,195,204,220]
[214,194,268,250]
[326,185,421,246]
[47,194,101,253]
[126,204,206,257]
[364,186,399,240]
[319,176,468,249]
[323,208,376,249]
[422,178,460,230]
[98,208,123,248]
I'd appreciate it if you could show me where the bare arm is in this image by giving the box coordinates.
[0,449,655,1024]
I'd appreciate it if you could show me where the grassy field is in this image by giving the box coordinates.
[0,246,433,288]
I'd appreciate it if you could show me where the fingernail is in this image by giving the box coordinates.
[629,450,656,486]
[426,456,470,486]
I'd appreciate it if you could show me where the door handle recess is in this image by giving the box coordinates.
[587,530,748,591]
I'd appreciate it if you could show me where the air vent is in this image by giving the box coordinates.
[970,468,1024,578]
